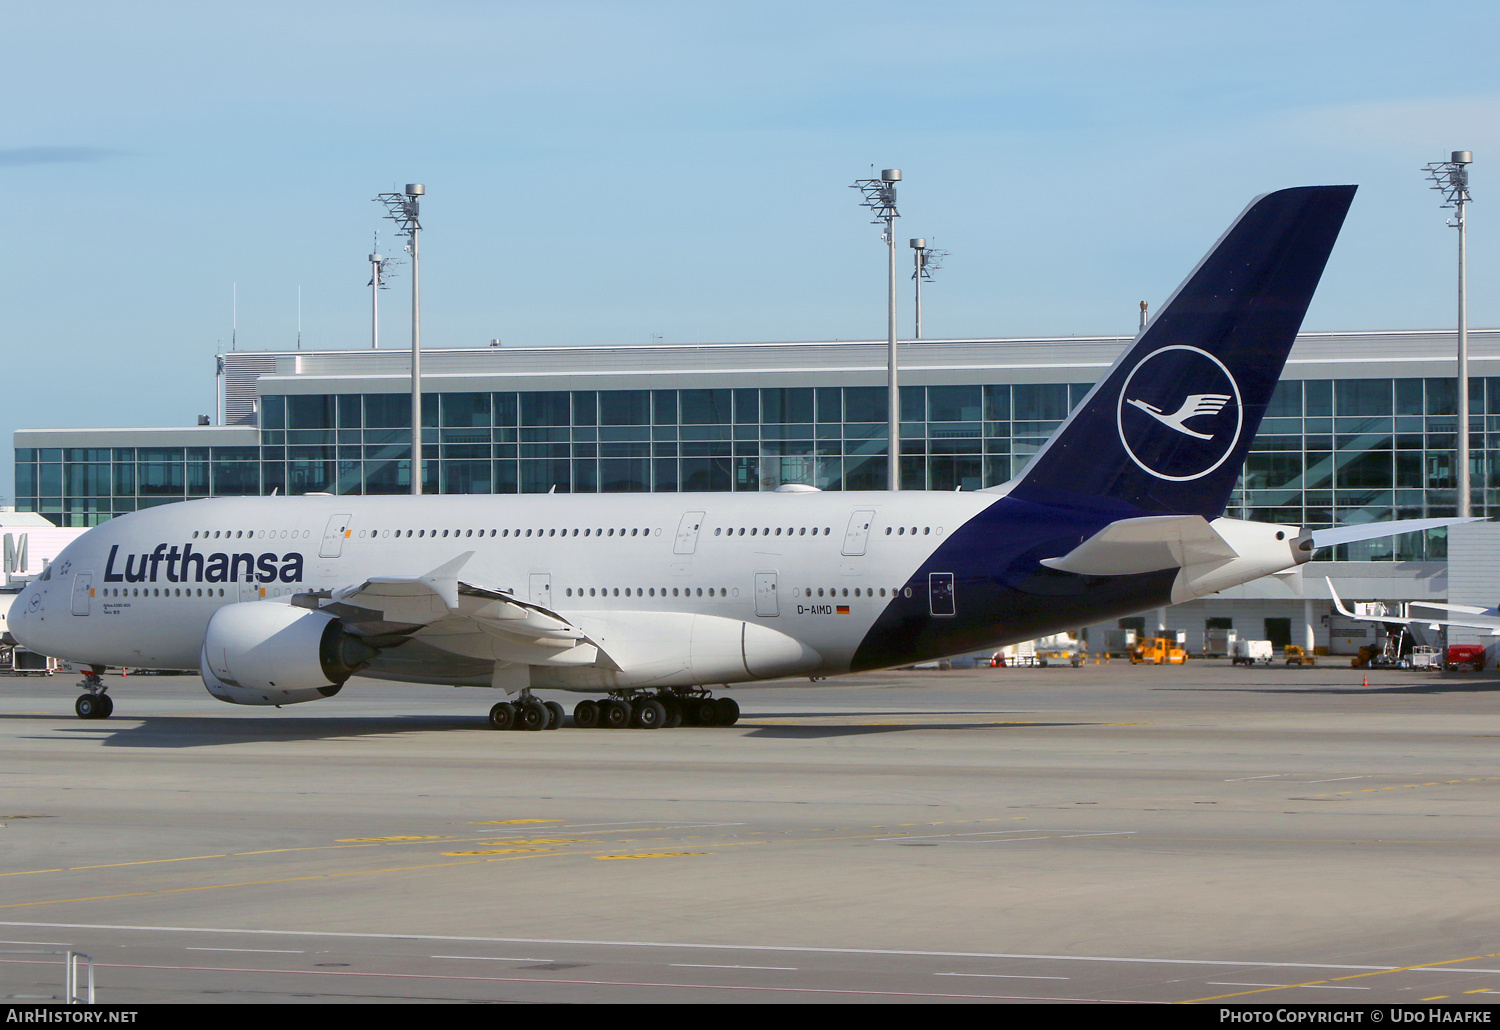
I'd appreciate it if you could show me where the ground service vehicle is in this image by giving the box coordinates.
[1284,645,1315,667]
[1411,646,1442,670]
[1230,639,1273,666]
[1445,644,1486,672]
[1131,637,1187,665]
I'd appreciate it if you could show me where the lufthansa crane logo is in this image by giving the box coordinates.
[1116,345,1242,482]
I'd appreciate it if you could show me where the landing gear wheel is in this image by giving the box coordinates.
[634,700,666,729]
[690,699,718,726]
[75,695,102,720]
[661,701,682,728]
[543,700,565,730]
[573,700,601,729]
[713,697,739,726]
[519,701,548,731]
[97,694,114,718]
[601,699,632,729]
[488,702,517,730]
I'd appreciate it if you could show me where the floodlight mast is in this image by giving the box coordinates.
[375,184,425,495]
[852,169,902,490]
[1424,151,1474,516]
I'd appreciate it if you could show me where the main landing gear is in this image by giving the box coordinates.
[74,665,113,720]
[570,689,740,730]
[488,690,565,732]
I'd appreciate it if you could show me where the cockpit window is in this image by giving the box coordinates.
[40,565,52,581]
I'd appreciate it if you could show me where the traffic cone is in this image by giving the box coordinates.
[1362,675,1368,687]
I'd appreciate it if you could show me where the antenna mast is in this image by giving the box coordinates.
[908,238,947,340]
[375,183,426,495]
[368,231,401,350]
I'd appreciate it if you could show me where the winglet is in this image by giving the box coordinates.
[1325,577,1355,618]
[418,551,474,610]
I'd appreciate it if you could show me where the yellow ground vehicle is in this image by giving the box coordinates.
[1129,637,1187,665]
[1284,644,1316,667]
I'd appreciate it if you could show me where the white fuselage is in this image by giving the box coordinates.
[12,491,1000,684]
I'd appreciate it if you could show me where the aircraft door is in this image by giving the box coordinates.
[674,511,707,555]
[70,572,93,616]
[929,572,956,617]
[320,514,353,558]
[754,572,779,617]
[841,510,876,556]
[239,578,263,602]
[529,573,552,608]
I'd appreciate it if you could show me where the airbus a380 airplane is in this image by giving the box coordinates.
[16,185,1418,731]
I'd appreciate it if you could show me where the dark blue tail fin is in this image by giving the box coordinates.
[1009,185,1356,518]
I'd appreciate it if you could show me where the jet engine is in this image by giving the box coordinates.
[200,602,376,706]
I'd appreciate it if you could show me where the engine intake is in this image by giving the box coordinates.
[200,602,377,706]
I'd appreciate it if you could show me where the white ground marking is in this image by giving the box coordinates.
[431,955,553,963]
[0,940,73,947]
[671,964,799,971]
[1223,774,1286,782]
[1306,776,1368,783]
[0,921,1420,971]
[937,973,1070,980]
[184,947,304,954]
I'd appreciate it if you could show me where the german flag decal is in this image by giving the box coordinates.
[835,605,851,615]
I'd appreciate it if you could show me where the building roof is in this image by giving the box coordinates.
[20,329,1500,442]
[216,328,1500,422]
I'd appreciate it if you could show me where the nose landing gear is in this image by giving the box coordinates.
[74,665,112,720]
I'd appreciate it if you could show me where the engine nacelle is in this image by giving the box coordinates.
[200,602,375,706]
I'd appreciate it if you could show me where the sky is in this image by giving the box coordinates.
[4,1,1499,501]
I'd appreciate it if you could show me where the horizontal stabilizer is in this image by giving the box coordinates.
[1040,515,1239,576]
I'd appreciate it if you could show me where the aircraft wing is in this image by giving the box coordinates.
[305,552,605,679]
[1327,578,1500,636]
[1409,600,1494,616]
[1302,516,1482,551]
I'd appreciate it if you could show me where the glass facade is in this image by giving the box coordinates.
[18,377,1496,561]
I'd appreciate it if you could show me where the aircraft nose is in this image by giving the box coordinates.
[9,587,47,650]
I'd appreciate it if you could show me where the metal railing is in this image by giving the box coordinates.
[1,949,94,1003]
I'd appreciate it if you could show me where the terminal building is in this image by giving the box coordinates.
[15,329,1500,657]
